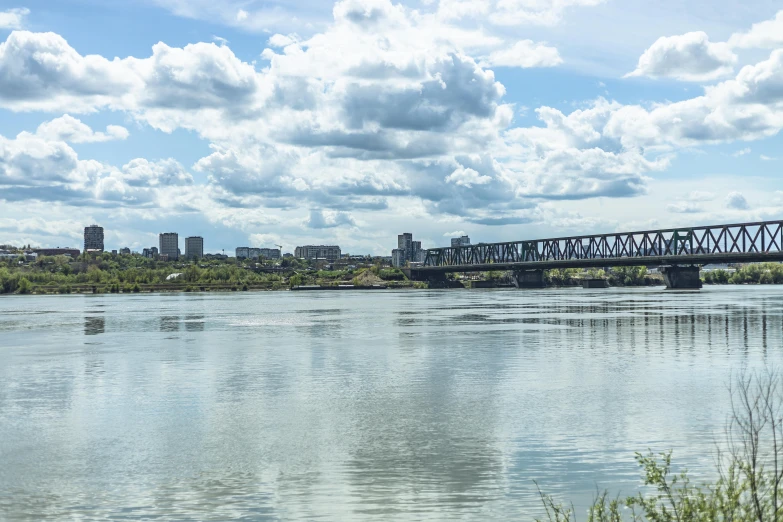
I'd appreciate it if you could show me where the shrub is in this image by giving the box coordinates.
[17,277,31,294]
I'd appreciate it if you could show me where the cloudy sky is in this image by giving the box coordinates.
[1,0,782,254]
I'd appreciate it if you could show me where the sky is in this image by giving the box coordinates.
[1,0,783,255]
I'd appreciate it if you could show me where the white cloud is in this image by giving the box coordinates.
[725,191,749,210]
[481,40,562,68]
[445,167,492,187]
[626,31,736,82]
[667,201,703,214]
[443,230,466,236]
[687,191,715,202]
[35,115,129,143]
[728,10,783,49]
[268,33,300,48]
[236,9,248,21]
[761,155,776,161]
[0,8,29,30]
[732,147,751,157]
[306,209,356,228]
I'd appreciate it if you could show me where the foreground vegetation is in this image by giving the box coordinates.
[538,370,783,521]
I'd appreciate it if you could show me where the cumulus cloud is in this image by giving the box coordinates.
[445,166,492,187]
[481,40,562,68]
[627,31,736,82]
[0,130,192,207]
[0,31,140,112]
[35,115,129,143]
[728,10,783,49]
[443,230,466,236]
[0,8,29,30]
[5,0,783,247]
[725,191,750,210]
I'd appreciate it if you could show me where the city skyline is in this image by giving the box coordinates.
[1,1,783,254]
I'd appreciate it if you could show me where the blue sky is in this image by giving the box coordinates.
[1,0,782,254]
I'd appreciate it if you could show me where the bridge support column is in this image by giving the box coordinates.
[512,270,546,289]
[661,265,702,290]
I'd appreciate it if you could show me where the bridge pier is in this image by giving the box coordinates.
[660,265,702,290]
[512,270,546,289]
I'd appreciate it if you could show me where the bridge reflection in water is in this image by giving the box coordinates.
[412,221,783,289]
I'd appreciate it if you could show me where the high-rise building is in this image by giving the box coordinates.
[185,236,204,259]
[398,233,412,260]
[236,247,250,259]
[451,235,471,248]
[84,225,104,252]
[294,245,341,262]
[159,233,179,261]
[392,233,426,267]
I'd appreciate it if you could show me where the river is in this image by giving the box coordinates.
[1,287,781,520]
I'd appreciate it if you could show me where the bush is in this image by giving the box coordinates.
[17,277,31,294]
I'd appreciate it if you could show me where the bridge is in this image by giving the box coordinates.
[411,220,783,289]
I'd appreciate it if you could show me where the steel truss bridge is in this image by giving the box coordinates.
[413,221,783,288]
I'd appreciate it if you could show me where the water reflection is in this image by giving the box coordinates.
[1,288,783,519]
[184,315,205,332]
[84,316,105,335]
[160,315,180,332]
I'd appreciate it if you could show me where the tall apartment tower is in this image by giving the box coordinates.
[159,232,179,261]
[185,236,203,259]
[84,225,104,252]
[398,233,413,260]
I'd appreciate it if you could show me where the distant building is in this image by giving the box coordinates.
[34,248,80,257]
[119,247,131,255]
[204,253,228,260]
[283,253,293,258]
[111,250,118,255]
[185,236,204,259]
[142,247,159,259]
[237,247,281,260]
[159,254,169,262]
[295,245,342,261]
[392,233,425,267]
[259,248,281,259]
[392,249,405,268]
[451,235,471,248]
[84,225,104,252]
[159,233,179,261]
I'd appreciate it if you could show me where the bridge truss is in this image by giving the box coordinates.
[422,221,783,271]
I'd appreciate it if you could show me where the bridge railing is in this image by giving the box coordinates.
[423,221,783,267]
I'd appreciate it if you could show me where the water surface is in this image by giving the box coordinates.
[1,287,782,520]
